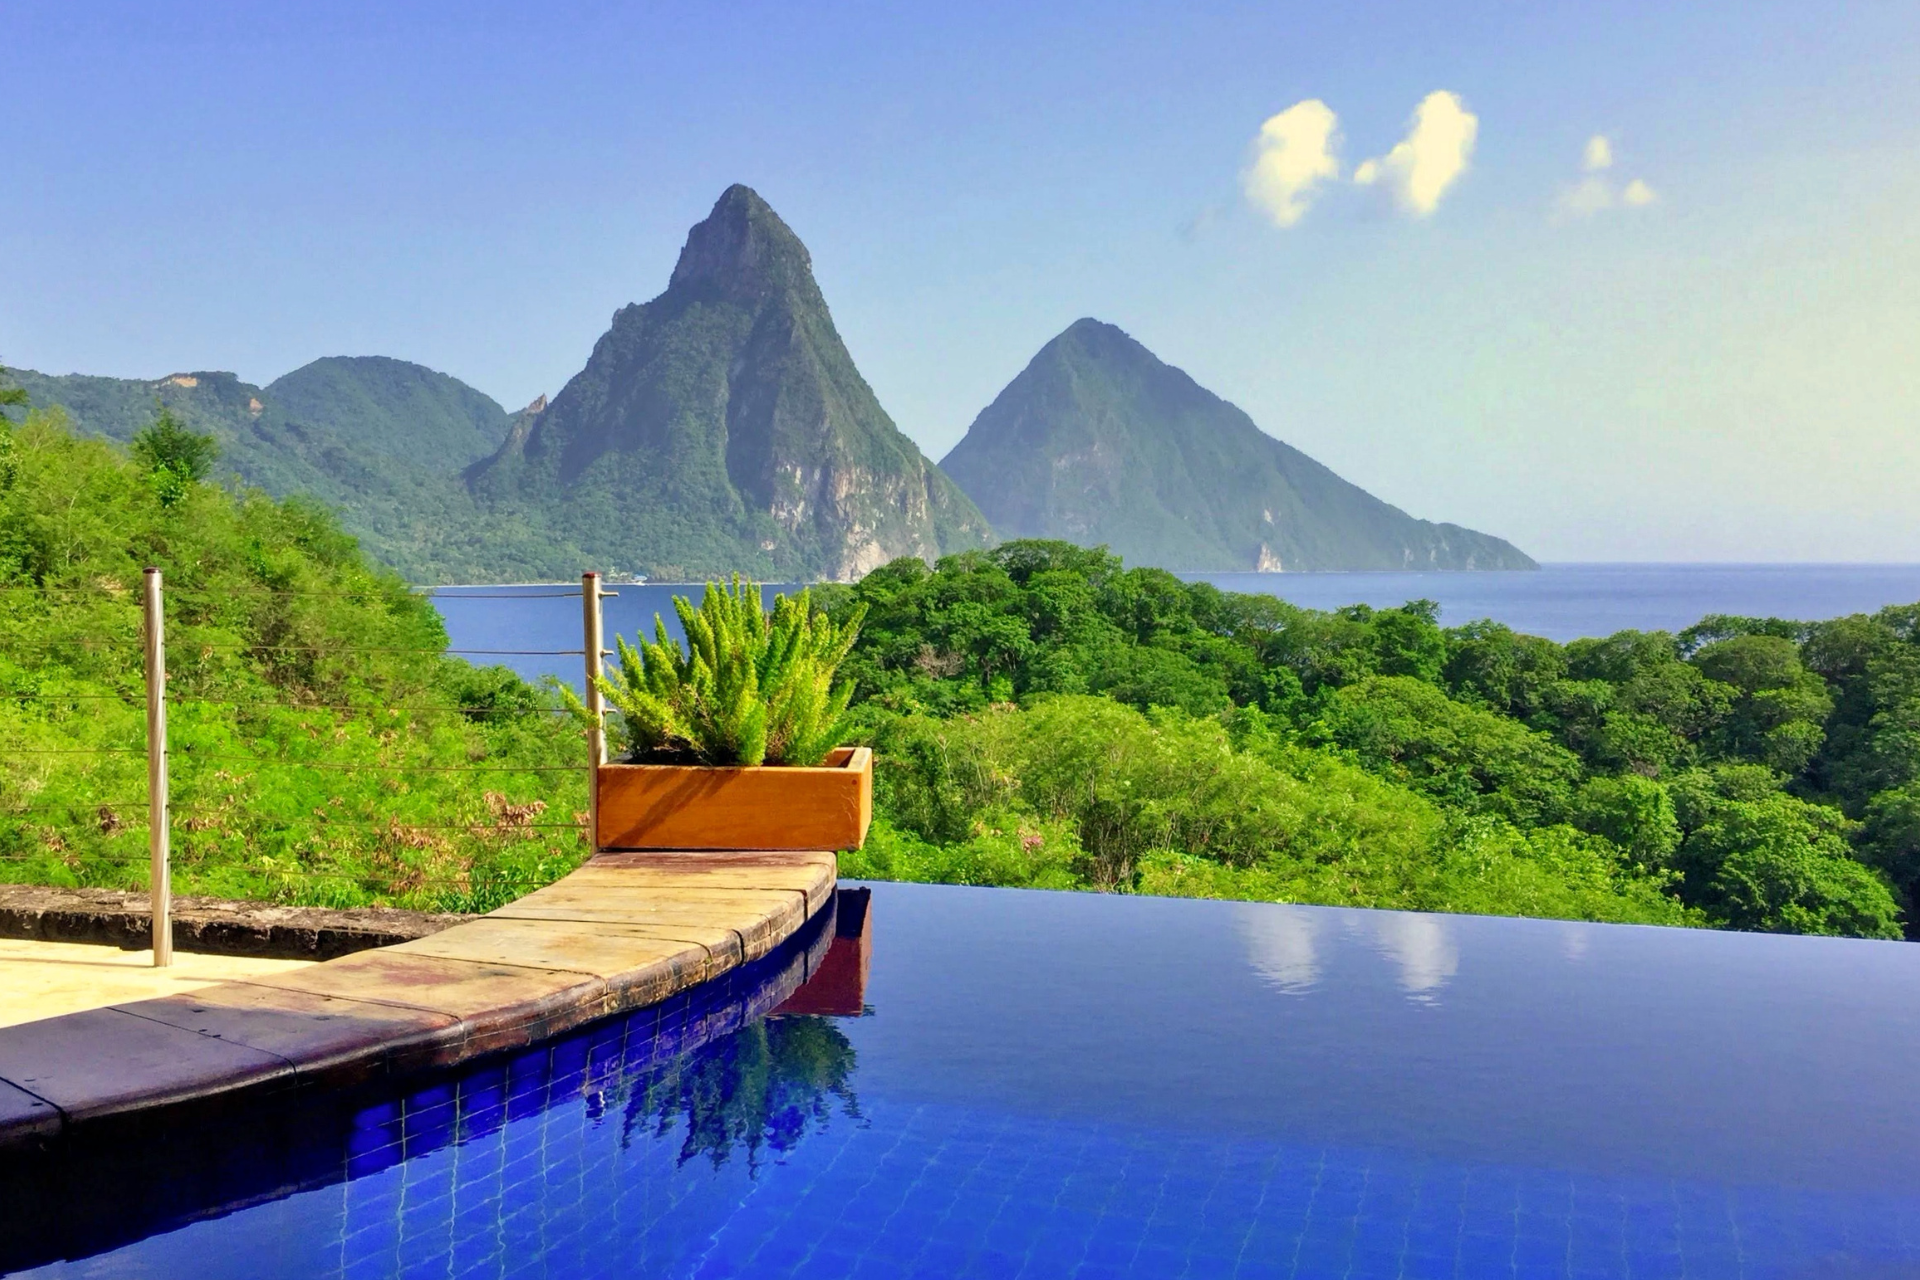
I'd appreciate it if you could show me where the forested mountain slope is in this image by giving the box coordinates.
[3,358,565,582]
[465,185,990,580]
[941,319,1534,573]
[15,187,989,583]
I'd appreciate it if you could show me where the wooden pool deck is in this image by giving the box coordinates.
[0,850,835,1149]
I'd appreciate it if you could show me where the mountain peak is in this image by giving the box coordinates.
[1049,317,1147,361]
[942,327,1536,573]
[667,184,814,296]
[469,183,988,580]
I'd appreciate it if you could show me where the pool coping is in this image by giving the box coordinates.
[0,884,472,959]
[0,849,835,1149]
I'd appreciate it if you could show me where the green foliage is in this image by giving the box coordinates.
[0,368,23,492]
[1860,783,1920,887]
[1307,675,1583,828]
[833,542,1919,939]
[1571,774,1681,868]
[129,407,220,509]
[1692,634,1832,774]
[0,411,588,911]
[130,406,220,483]
[594,578,865,766]
[8,399,1915,943]
[841,695,1688,925]
[1443,620,1567,717]
[1668,770,1900,939]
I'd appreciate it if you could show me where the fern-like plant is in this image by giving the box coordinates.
[590,576,865,767]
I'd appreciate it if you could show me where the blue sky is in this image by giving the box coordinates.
[4,1,1917,561]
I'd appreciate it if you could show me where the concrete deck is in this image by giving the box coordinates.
[0,849,835,1149]
[0,939,316,1030]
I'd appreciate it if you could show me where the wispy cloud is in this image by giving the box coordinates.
[1557,135,1658,217]
[1242,99,1342,228]
[1353,90,1479,218]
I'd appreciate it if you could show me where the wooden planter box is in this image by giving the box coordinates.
[596,746,873,851]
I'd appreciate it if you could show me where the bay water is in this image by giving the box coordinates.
[431,563,1920,691]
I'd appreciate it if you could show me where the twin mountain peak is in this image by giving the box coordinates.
[13,184,1532,580]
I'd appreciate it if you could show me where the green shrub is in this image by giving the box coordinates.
[593,576,866,766]
[0,409,589,912]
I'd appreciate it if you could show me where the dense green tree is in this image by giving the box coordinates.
[1571,774,1682,869]
[1692,634,1832,774]
[130,406,220,482]
[1668,775,1900,939]
[1309,675,1583,828]
[129,407,221,508]
[0,366,28,492]
[1538,630,1733,775]
[1860,783,1920,900]
[1366,600,1447,683]
[1444,620,1567,718]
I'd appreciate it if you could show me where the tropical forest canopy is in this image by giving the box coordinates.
[821,543,1920,940]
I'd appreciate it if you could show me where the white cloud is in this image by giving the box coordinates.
[1556,137,1659,218]
[1242,99,1342,228]
[1353,90,1478,217]
[1559,176,1616,216]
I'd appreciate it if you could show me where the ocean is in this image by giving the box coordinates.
[431,563,1920,691]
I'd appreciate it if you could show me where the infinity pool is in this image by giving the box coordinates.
[8,884,1920,1278]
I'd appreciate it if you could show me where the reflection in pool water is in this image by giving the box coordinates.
[1360,911,1460,999]
[1235,903,1323,994]
[1238,905,1462,1001]
[632,1016,861,1176]
[10,883,1920,1278]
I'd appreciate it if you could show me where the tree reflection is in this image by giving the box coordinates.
[622,1014,862,1173]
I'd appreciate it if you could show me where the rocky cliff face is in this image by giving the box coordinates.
[466,185,989,580]
[940,319,1535,573]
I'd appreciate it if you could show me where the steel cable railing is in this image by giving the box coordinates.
[0,573,616,965]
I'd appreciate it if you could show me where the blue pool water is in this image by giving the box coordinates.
[430,564,1920,690]
[10,884,1920,1278]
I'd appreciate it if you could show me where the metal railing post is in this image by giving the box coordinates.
[143,567,172,967]
[582,572,606,855]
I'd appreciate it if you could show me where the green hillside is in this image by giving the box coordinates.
[269,355,513,472]
[0,401,588,912]
[4,360,572,583]
[467,185,990,581]
[941,318,1535,572]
